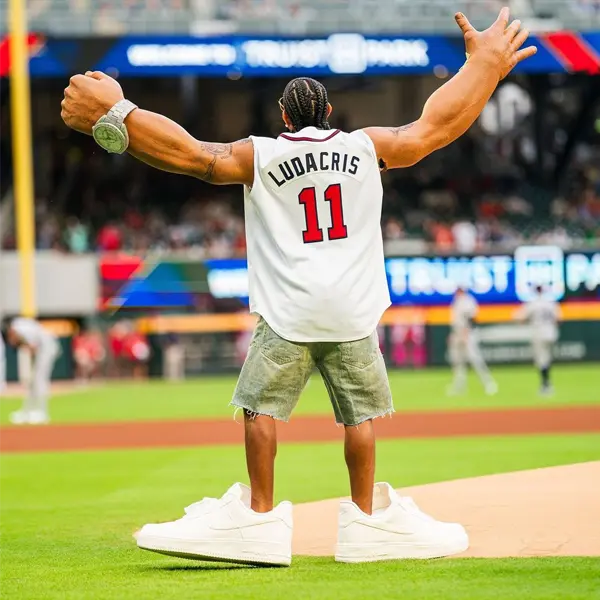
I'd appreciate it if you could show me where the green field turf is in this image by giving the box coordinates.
[1,364,599,425]
[2,433,600,599]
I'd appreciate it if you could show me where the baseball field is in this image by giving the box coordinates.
[2,364,600,599]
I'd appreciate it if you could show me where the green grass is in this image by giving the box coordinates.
[1,364,599,425]
[2,433,600,599]
[3,556,599,600]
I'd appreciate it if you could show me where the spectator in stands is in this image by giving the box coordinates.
[97,222,123,252]
[580,187,600,220]
[121,325,151,380]
[451,220,478,254]
[107,320,128,377]
[478,194,505,220]
[383,217,405,241]
[64,217,90,253]
[72,328,106,383]
[425,219,454,252]
[37,214,61,250]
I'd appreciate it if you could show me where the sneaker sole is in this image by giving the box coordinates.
[136,535,291,567]
[335,534,469,563]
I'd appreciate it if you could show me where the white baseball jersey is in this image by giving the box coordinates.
[450,293,479,333]
[245,126,390,342]
[11,318,56,348]
[520,297,560,342]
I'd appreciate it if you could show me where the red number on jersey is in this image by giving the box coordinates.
[298,184,348,244]
[324,184,348,240]
[298,187,324,243]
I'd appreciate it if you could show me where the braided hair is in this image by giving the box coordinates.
[281,78,331,132]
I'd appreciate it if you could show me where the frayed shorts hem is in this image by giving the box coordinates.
[336,406,395,427]
[229,400,291,423]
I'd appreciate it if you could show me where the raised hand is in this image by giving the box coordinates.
[61,71,124,134]
[455,6,537,80]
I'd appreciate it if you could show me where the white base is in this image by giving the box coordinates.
[137,535,291,567]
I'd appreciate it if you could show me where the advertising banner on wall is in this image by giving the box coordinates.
[203,247,600,307]
[427,321,600,366]
[385,246,600,306]
[100,246,600,309]
[4,31,598,78]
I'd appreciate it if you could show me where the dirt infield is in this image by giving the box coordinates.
[293,462,600,557]
[1,406,600,453]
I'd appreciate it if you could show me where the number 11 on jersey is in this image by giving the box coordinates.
[298,184,348,244]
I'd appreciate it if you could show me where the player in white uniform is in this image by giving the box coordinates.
[515,285,560,396]
[6,317,60,424]
[61,7,535,566]
[448,288,498,396]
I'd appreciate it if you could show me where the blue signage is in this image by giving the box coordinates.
[23,31,600,77]
[205,247,600,306]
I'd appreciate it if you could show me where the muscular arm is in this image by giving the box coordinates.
[124,110,254,186]
[364,9,536,170]
[60,73,255,186]
[364,54,499,169]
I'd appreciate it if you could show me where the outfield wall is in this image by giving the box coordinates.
[3,307,599,382]
[2,246,599,380]
[139,307,600,376]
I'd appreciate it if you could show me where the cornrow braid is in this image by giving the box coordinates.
[281,77,331,132]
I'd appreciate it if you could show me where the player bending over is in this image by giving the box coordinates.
[62,8,535,565]
[514,285,561,396]
[5,317,60,425]
[447,287,498,396]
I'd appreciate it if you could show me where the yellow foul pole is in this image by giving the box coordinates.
[9,0,36,317]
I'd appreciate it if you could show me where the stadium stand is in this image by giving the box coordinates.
[0,0,599,35]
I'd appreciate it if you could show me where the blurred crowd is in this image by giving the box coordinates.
[1,128,247,258]
[27,0,187,14]
[381,134,600,253]
[73,320,152,381]
[1,125,599,256]
[19,0,600,33]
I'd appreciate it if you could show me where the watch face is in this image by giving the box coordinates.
[94,123,126,153]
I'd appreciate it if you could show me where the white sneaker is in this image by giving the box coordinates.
[135,483,293,566]
[485,381,498,396]
[9,410,31,425]
[27,410,50,425]
[335,482,469,563]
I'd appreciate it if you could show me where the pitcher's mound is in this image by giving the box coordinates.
[293,461,600,558]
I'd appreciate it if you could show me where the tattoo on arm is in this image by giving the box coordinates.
[198,138,251,182]
[199,142,232,182]
[387,122,415,137]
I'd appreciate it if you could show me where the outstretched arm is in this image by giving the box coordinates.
[365,7,537,169]
[61,72,254,186]
[124,110,254,185]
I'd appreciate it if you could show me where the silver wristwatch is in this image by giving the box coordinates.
[92,99,138,154]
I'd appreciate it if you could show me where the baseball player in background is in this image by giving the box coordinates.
[514,285,561,396]
[6,317,60,424]
[447,288,498,396]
